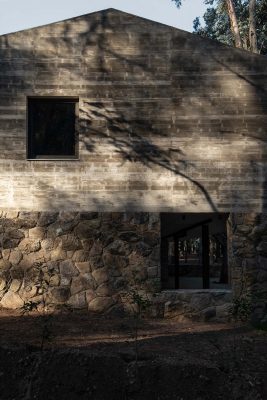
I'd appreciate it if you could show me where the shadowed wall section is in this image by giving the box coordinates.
[0,9,266,212]
[0,9,266,322]
[0,212,160,313]
[0,211,266,324]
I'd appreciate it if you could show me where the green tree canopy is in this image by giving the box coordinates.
[172,0,267,54]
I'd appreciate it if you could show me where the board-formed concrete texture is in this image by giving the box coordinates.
[0,8,266,212]
[0,9,266,323]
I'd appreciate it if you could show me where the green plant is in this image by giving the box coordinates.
[128,289,151,318]
[121,269,155,391]
[19,267,56,400]
[20,263,56,349]
[230,293,252,322]
[21,300,39,315]
[126,287,151,386]
[39,314,54,349]
[252,321,267,331]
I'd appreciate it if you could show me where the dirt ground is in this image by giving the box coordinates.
[0,309,266,400]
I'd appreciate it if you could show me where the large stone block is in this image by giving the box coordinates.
[29,227,46,240]
[37,212,58,227]
[0,292,24,309]
[89,241,103,256]
[68,292,87,308]
[9,250,23,265]
[88,296,115,313]
[0,278,6,290]
[75,262,91,274]
[92,268,109,285]
[106,240,130,256]
[58,235,82,251]
[49,287,70,303]
[51,248,67,261]
[190,294,212,311]
[72,250,90,262]
[217,298,232,314]
[59,260,79,277]
[102,251,128,269]
[71,273,96,295]
[0,259,11,271]
[19,239,41,254]
[9,279,21,292]
[75,220,101,239]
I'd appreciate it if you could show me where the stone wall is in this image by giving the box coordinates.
[0,211,161,313]
[0,9,266,321]
[0,9,266,213]
[152,213,267,324]
[228,213,267,325]
[153,290,233,322]
[1,210,266,323]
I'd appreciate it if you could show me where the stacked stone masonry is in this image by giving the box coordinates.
[0,211,266,323]
[0,211,161,314]
[0,9,266,322]
[229,213,267,325]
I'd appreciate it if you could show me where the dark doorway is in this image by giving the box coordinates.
[161,213,230,290]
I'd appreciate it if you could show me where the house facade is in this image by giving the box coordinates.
[0,9,266,323]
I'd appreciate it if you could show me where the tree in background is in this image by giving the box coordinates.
[172,0,267,54]
[224,0,243,48]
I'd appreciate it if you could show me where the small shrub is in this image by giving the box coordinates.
[21,300,39,315]
[230,293,252,322]
[128,289,151,318]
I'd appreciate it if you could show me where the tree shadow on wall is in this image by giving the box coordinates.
[74,10,267,212]
[74,10,222,211]
[1,9,267,212]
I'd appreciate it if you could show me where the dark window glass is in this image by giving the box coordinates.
[28,98,78,159]
[161,213,230,290]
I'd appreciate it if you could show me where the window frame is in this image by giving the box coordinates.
[27,96,79,161]
[160,213,230,291]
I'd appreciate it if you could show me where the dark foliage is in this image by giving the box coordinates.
[172,0,267,54]
[193,0,267,54]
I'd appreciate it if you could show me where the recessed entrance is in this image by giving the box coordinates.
[160,213,230,290]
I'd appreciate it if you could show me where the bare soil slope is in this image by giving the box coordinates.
[0,310,266,400]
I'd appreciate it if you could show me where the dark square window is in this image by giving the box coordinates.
[161,213,230,290]
[27,97,78,159]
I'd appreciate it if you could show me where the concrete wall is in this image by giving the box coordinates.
[0,9,266,212]
[0,10,266,322]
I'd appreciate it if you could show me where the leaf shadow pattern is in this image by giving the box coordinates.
[0,9,267,212]
[79,99,218,212]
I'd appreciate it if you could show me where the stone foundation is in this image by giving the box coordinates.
[0,211,160,314]
[0,211,266,324]
[228,213,267,325]
[152,290,233,322]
